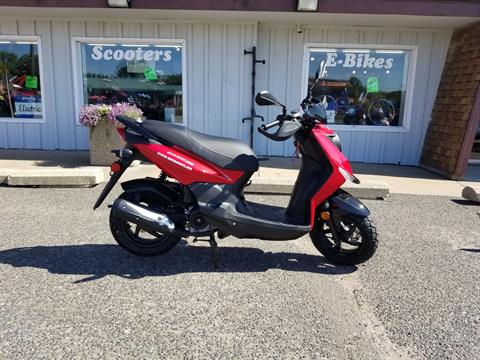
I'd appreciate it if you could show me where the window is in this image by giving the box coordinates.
[79,41,184,123]
[306,46,413,127]
[0,38,43,120]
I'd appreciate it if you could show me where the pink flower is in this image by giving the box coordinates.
[79,104,103,127]
[107,103,143,124]
[79,103,143,127]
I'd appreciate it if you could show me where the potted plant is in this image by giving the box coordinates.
[79,102,143,166]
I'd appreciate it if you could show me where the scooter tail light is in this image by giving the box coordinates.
[110,162,122,173]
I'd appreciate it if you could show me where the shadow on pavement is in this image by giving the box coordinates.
[460,248,480,253]
[0,242,356,283]
[450,199,480,206]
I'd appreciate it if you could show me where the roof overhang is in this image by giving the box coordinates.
[0,6,477,29]
[0,1,479,17]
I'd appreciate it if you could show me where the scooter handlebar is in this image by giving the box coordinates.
[260,120,280,131]
[258,120,282,141]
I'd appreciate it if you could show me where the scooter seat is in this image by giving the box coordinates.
[142,120,259,172]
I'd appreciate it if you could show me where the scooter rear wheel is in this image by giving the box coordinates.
[310,214,378,265]
[109,192,182,257]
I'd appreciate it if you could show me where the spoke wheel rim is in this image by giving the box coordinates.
[121,220,172,248]
[322,220,363,254]
[118,196,173,248]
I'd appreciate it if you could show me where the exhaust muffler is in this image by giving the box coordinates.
[111,198,175,234]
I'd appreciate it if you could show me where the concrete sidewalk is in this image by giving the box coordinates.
[0,150,103,187]
[0,150,478,199]
[249,157,479,198]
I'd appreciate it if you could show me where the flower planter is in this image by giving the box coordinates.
[89,120,125,166]
[79,103,143,165]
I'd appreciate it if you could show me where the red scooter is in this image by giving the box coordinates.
[94,68,378,266]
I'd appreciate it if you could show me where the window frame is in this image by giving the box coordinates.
[0,35,46,124]
[303,43,418,133]
[71,37,187,126]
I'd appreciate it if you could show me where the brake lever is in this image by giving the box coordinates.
[257,126,279,141]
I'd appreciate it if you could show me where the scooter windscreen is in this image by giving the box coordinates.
[304,103,327,122]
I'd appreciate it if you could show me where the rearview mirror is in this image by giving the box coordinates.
[315,61,327,81]
[255,91,284,107]
[308,61,327,99]
[321,96,328,109]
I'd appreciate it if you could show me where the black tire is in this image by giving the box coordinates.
[310,215,378,265]
[368,99,395,126]
[109,193,182,257]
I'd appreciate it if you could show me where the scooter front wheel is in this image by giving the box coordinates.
[310,214,378,265]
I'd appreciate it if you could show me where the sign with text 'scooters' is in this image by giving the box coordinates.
[90,46,173,62]
[14,95,42,118]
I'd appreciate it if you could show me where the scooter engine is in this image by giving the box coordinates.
[187,209,214,233]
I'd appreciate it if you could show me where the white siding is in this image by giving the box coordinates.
[0,17,451,166]
[255,23,451,165]
[0,18,255,150]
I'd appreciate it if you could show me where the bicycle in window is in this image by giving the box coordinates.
[325,87,396,126]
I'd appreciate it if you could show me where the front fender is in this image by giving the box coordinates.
[329,190,370,217]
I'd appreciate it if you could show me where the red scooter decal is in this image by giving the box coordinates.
[134,142,243,185]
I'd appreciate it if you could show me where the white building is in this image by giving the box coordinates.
[0,0,478,166]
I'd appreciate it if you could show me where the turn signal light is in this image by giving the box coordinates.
[110,162,121,173]
[320,211,330,221]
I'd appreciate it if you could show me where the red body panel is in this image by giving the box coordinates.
[315,124,336,135]
[135,143,244,185]
[309,125,354,228]
[117,127,243,185]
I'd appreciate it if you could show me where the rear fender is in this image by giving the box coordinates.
[120,178,180,205]
[329,190,370,218]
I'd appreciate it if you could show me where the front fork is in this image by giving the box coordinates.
[317,190,370,248]
[317,202,342,249]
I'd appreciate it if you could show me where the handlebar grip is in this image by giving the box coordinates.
[257,126,274,140]
[261,120,280,130]
[258,120,282,141]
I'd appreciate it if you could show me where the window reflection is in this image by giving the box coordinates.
[308,48,410,127]
[80,43,183,123]
[0,41,42,119]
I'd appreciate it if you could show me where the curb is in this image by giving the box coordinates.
[0,168,390,200]
[0,168,105,187]
[245,179,389,199]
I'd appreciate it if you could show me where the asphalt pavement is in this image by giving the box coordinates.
[0,187,478,359]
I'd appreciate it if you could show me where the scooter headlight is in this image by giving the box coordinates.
[338,166,360,184]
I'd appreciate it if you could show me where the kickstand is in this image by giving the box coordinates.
[193,234,219,268]
[209,234,219,269]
